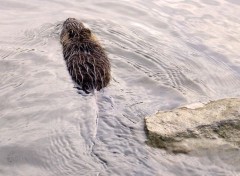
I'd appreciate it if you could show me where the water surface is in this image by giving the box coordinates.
[1,0,240,175]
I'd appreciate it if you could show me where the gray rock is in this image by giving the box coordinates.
[145,98,240,153]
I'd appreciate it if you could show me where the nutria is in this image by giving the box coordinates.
[60,18,111,93]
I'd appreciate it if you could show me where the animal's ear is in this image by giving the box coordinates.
[83,28,91,36]
[68,29,76,38]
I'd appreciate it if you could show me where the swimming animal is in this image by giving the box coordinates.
[60,18,111,93]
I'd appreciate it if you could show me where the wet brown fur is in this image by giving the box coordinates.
[60,18,111,93]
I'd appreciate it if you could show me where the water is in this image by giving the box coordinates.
[1,0,240,175]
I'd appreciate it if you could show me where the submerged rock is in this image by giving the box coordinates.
[145,98,240,153]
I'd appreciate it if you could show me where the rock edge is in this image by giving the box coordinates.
[145,98,240,153]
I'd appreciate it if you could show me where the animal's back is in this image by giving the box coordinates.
[60,18,111,93]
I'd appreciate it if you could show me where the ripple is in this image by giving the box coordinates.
[1,0,240,175]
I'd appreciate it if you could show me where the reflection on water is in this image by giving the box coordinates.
[0,0,240,175]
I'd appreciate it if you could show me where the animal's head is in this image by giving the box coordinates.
[60,18,92,45]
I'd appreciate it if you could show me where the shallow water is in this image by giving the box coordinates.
[1,0,240,175]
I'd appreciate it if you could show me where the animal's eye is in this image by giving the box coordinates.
[68,30,75,38]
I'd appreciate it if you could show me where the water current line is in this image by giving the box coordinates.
[92,89,99,140]
[89,89,108,170]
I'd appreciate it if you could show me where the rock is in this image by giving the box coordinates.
[145,98,240,153]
